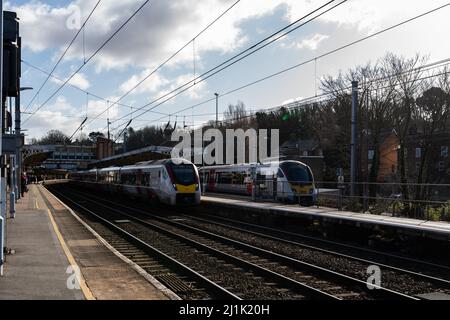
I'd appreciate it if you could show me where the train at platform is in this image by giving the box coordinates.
[199,160,317,206]
[69,158,201,206]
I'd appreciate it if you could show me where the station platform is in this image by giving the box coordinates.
[201,194,450,240]
[0,184,176,300]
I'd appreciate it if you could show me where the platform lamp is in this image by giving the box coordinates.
[214,93,219,128]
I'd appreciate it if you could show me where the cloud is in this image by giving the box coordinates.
[14,0,450,140]
[120,70,169,94]
[6,0,263,70]
[51,72,90,90]
[69,73,90,90]
[282,33,329,50]
[24,96,80,137]
[7,0,338,71]
[9,0,446,71]
[172,74,206,100]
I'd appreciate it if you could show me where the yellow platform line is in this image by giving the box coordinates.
[46,208,95,300]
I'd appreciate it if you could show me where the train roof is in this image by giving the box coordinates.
[199,160,310,170]
[94,158,195,172]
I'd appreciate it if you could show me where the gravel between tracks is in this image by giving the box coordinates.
[177,216,449,297]
[55,188,304,300]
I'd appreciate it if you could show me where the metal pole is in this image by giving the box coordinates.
[0,0,5,277]
[15,92,20,199]
[8,97,15,209]
[350,81,358,201]
[214,93,219,128]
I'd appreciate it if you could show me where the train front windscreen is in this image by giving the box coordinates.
[171,164,197,186]
[280,162,313,184]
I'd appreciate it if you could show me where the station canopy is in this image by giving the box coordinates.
[23,151,52,168]
[88,145,171,169]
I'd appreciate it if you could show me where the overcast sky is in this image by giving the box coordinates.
[7,0,450,142]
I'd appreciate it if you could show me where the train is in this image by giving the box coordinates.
[69,158,201,206]
[198,160,317,206]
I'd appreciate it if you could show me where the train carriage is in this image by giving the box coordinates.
[199,161,317,206]
[70,159,201,206]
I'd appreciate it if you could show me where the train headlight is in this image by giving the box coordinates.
[195,184,199,191]
[173,184,178,191]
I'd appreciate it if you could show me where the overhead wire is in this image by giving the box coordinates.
[23,0,151,124]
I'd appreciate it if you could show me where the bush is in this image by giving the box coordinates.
[425,203,450,222]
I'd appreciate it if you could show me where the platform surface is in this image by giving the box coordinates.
[202,194,450,236]
[0,185,172,300]
[0,185,84,300]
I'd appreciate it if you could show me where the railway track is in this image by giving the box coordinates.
[186,212,450,280]
[47,188,239,300]
[49,187,336,300]
[48,184,421,300]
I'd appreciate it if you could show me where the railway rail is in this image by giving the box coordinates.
[46,183,433,300]
[47,187,239,300]
[186,212,450,280]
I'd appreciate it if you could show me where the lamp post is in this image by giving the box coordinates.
[214,93,219,128]
[16,87,33,200]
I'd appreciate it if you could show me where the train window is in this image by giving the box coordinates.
[171,165,196,185]
[122,173,136,185]
[280,163,312,183]
[232,172,245,185]
[137,174,143,186]
[142,173,149,186]
[218,172,232,184]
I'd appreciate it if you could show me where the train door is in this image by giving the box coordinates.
[277,168,287,201]
[160,167,170,197]
[136,170,143,195]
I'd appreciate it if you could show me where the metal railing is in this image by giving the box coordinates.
[250,179,450,222]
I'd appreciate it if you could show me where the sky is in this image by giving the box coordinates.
[6,0,450,142]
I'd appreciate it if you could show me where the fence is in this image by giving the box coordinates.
[250,178,450,222]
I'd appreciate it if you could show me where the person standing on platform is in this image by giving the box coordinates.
[21,174,28,197]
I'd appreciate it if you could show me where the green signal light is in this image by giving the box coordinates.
[282,114,289,121]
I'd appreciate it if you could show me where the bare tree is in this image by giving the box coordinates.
[384,53,428,214]
[223,101,249,128]
[413,86,450,215]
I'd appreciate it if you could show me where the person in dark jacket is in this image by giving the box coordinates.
[21,174,28,197]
